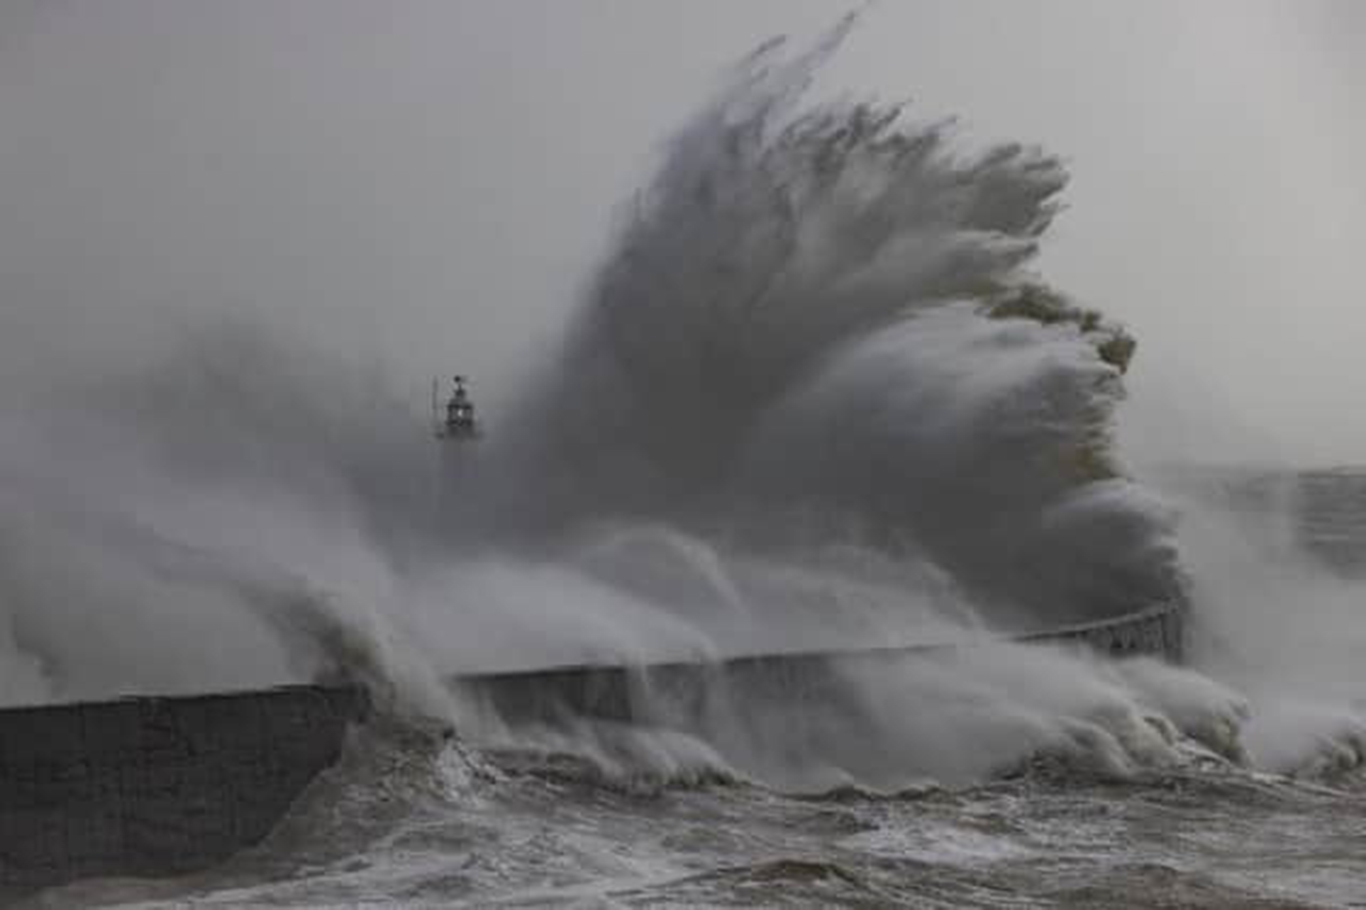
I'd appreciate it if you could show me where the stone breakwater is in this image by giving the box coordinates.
[0,603,1182,899]
[457,602,1185,726]
[0,686,365,903]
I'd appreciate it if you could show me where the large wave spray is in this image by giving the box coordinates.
[488,16,1181,630]
[0,17,1179,697]
[21,17,1355,796]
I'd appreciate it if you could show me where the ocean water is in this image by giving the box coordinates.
[7,16,1366,909]
[18,469,1360,910]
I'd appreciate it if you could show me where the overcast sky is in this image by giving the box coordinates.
[1,1,1361,464]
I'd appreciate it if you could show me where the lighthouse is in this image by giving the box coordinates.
[428,375,479,535]
[433,375,480,440]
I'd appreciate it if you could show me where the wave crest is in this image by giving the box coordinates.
[504,21,1179,625]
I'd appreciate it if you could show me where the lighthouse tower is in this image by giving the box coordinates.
[429,374,480,532]
[433,375,480,440]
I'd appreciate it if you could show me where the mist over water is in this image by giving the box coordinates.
[0,15,1361,815]
[1154,468,1366,779]
[5,11,1366,908]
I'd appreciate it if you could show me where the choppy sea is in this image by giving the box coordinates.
[26,469,1366,909]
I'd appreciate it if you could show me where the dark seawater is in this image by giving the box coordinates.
[27,470,1366,910]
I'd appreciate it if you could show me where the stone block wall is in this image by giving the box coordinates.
[0,603,1182,899]
[0,685,364,901]
[1021,602,1184,661]
[459,603,1186,726]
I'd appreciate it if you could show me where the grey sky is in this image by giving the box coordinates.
[1,1,1361,462]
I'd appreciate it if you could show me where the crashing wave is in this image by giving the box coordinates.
[495,17,1179,626]
[0,15,1185,711]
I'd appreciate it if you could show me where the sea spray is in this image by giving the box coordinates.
[499,17,1180,628]
[0,15,1290,798]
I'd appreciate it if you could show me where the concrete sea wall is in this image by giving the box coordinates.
[0,686,364,903]
[0,602,1182,899]
[458,602,1186,726]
